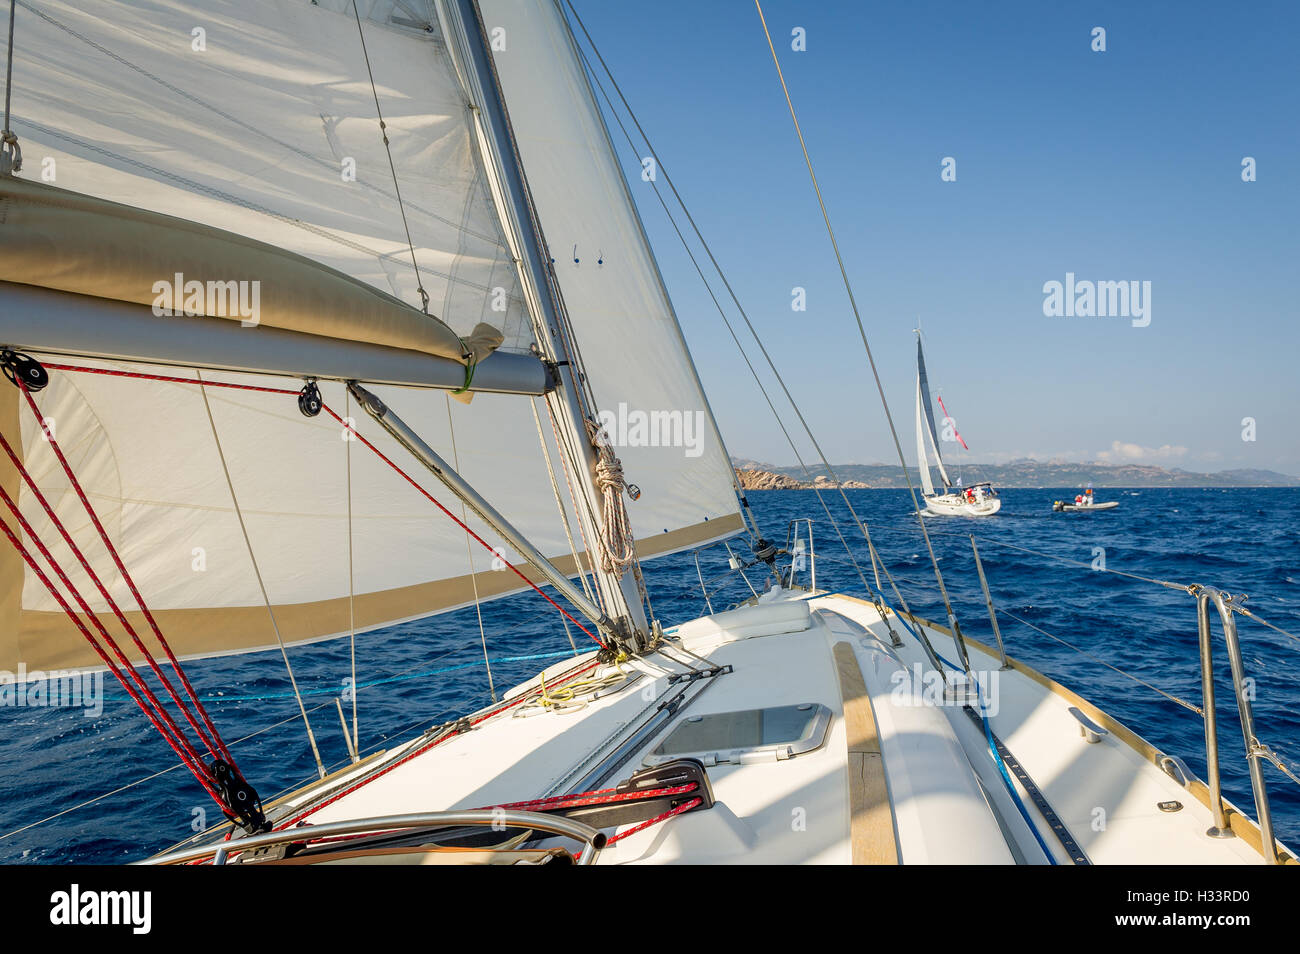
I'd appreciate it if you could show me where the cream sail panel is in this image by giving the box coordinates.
[4,0,533,351]
[0,360,742,671]
[8,365,562,617]
[0,177,496,363]
[480,0,741,535]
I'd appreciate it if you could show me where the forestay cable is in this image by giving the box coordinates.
[752,0,964,639]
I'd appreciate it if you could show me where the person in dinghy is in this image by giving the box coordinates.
[1053,488,1119,512]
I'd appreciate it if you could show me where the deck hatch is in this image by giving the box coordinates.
[643,703,831,766]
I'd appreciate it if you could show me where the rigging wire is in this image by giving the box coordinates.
[0,422,229,765]
[345,387,359,756]
[751,0,966,640]
[564,1,879,593]
[0,495,224,803]
[993,607,1202,715]
[0,0,18,173]
[322,401,606,644]
[145,649,577,705]
[195,370,327,780]
[351,0,430,313]
[531,396,596,606]
[541,397,608,617]
[0,700,334,843]
[2,0,12,128]
[965,536,1194,593]
[579,52,869,590]
[1233,605,1300,647]
[444,393,496,702]
[530,398,592,656]
[452,0,657,630]
[0,380,284,824]
[36,360,607,645]
[274,656,604,828]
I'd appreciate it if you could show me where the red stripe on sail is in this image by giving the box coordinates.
[935,395,969,450]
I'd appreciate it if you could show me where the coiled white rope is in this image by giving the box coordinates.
[586,419,637,577]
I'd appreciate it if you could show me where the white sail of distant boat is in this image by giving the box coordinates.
[0,0,1291,868]
[914,334,1000,516]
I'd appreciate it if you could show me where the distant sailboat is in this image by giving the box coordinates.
[914,334,1000,516]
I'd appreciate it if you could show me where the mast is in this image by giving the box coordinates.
[440,0,650,649]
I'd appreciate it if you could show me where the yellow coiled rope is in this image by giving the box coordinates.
[513,662,629,717]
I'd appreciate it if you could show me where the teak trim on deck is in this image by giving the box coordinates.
[833,641,899,864]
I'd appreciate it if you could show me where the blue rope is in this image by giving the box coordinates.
[934,650,1058,865]
[103,649,577,704]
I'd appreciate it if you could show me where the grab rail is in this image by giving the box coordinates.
[963,535,1293,863]
[1197,587,1279,862]
[140,809,607,866]
[689,527,816,614]
[784,518,816,591]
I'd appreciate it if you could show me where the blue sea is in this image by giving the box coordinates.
[2,487,1297,863]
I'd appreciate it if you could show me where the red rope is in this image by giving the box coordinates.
[605,796,701,846]
[320,405,605,648]
[12,360,614,825]
[38,361,605,648]
[41,362,298,396]
[18,383,236,765]
[300,781,699,848]
[493,782,696,814]
[0,484,212,766]
[0,504,224,803]
[276,658,601,829]
[0,422,230,765]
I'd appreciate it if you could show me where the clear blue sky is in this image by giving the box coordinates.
[568,0,1299,475]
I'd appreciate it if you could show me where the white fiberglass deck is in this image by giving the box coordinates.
[235,591,1289,865]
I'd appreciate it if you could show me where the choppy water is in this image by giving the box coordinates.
[2,487,1297,863]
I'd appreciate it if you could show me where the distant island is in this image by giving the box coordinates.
[733,458,1299,489]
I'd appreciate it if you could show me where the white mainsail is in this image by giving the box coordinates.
[0,0,741,673]
[4,0,532,350]
[915,375,936,497]
[915,336,951,490]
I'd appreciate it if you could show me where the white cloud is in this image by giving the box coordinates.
[1096,440,1188,463]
